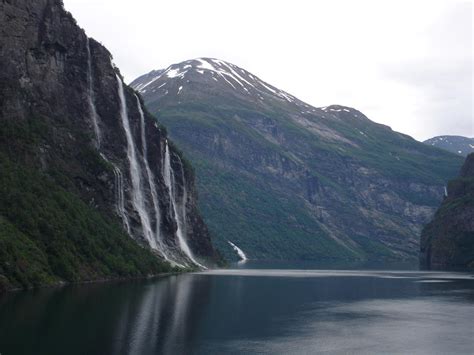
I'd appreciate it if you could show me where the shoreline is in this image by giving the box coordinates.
[0,269,196,295]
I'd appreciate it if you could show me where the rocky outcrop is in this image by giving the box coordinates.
[420,154,474,270]
[131,58,463,261]
[0,0,218,290]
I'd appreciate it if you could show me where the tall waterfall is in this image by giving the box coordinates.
[135,95,171,262]
[164,141,206,269]
[86,38,101,148]
[115,75,157,250]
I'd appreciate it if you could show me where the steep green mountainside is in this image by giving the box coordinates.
[132,58,463,262]
[420,153,474,271]
[0,150,170,291]
[424,136,474,157]
[0,1,217,291]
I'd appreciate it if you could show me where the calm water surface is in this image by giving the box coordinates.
[0,261,473,355]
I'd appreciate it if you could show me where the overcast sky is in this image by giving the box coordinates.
[63,0,473,141]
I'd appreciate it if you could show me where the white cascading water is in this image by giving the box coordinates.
[135,95,172,262]
[108,156,131,233]
[115,75,157,249]
[86,37,101,148]
[163,141,206,269]
[228,241,248,262]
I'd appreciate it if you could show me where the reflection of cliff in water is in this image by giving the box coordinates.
[112,274,212,355]
[0,275,213,355]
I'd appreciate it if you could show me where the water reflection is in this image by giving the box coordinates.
[112,274,211,354]
[0,268,473,355]
[0,275,212,355]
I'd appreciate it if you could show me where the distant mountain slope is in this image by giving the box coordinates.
[420,153,474,270]
[132,58,463,262]
[424,136,474,157]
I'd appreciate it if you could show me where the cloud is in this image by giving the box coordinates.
[62,0,473,141]
[380,1,473,139]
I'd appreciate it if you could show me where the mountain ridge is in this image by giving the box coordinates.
[423,135,474,157]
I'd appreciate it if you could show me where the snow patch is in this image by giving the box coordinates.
[166,68,182,78]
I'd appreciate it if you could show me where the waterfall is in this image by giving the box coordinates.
[86,37,101,148]
[99,153,131,232]
[163,141,206,269]
[113,162,131,233]
[228,241,248,262]
[135,95,171,262]
[115,75,157,250]
[87,47,130,232]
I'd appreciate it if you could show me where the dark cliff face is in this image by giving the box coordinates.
[0,0,218,290]
[131,58,463,262]
[420,154,474,271]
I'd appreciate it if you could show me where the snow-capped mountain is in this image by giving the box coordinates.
[132,58,463,262]
[132,58,303,103]
[131,57,359,119]
[424,136,474,157]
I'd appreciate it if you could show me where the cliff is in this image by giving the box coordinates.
[0,0,218,291]
[420,153,474,270]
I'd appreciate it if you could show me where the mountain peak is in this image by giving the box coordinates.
[130,57,307,106]
[131,59,375,126]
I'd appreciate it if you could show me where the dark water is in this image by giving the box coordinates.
[1,262,473,355]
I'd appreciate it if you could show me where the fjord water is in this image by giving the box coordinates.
[1,263,473,355]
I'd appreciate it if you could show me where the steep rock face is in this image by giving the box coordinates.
[424,136,474,157]
[0,1,217,290]
[132,58,463,261]
[420,154,474,271]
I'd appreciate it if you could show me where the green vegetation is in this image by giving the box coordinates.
[146,91,462,262]
[0,154,173,291]
[194,160,362,261]
[0,115,173,291]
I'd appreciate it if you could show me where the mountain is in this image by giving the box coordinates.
[131,58,463,262]
[420,154,474,270]
[0,1,218,292]
[424,136,474,157]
